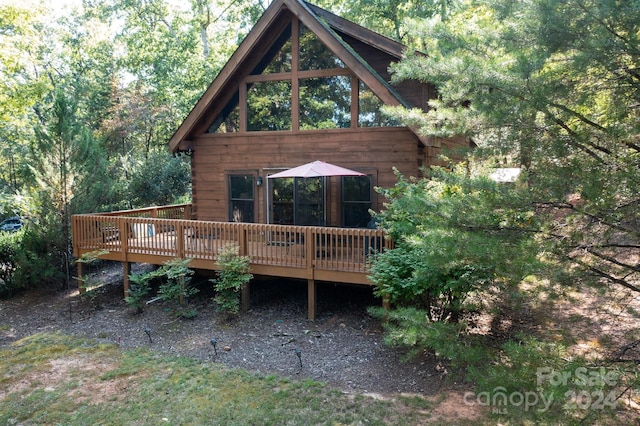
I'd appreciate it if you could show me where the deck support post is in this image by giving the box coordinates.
[307,279,316,320]
[241,282,250,312]
[77,261,85,294]
[123,261,131,297]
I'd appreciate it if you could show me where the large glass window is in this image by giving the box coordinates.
[299,24,345,70]
[247,80,292,131]
[229,175,254,222]
[251,30,292,74]
[300,76,351,129]
[270,177,324,226]
[342,175,372,227]
[209,92,240,133]
[209,18,399,133]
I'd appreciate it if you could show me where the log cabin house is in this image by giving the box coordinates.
[72,0,471,319]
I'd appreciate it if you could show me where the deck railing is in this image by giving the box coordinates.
[97,204,192,219]
[71,204,391,285]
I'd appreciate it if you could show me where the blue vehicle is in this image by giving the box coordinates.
[0,216,23,232]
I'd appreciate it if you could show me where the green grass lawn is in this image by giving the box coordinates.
[0,332,451,426]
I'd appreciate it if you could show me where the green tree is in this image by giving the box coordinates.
[387,0,640,295]
[30,87,101,242]
[316,0,458,41]
[370,165,540,322]
[100,0,222,148]
[126,150,191,207]
[0,2,49,194]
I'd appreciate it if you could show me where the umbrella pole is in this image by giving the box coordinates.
[323,176,327,226]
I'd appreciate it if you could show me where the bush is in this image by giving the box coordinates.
[4,225,66,293]
[211,244,252,315]
[156,258,198,317]
[124,272,153,313]
[123,259,197,318]
[369,306,491,369]
[0,225,66,293]
[369,165,540,322]
[0,230,22,294]
[370,244,494,322]
[127,151,191,207]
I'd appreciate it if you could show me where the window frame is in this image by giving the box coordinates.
[341,174,374,228]
[228,173,256,223]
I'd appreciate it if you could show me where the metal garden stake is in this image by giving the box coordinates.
[294,348,302,369]
[144,327,152,343]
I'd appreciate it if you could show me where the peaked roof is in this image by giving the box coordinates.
[168,0,429,152]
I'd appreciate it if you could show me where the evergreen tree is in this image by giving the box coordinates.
[386,0,640,294]
[30,87,100,243]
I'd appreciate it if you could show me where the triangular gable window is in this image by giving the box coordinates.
[207,18,399,133]
[298,25,350,129]
[358,81,400,127]
[209,91,240,133]
[299,24,345,70]
[251,25,292,75]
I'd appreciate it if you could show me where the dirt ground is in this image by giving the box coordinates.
[0,263,448,397]
[2,262,639,423]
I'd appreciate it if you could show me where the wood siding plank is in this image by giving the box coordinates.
[190,127,430,223]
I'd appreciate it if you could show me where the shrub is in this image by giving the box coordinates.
[369,243,494,322]
[8,226,65,292]
[126,151,191,207]
[123,259,197,318]
[124,272,153,313]
[75,250,110,294]
[156,258,198,317]
[369,166,539,322]
[369,306,491,369]
[0,230,22,294]
[211,244,252,315]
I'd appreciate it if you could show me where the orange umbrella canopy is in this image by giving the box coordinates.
[267,161,365,178]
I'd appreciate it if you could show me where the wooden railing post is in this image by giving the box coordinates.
[123,261,131,297]
[71,216,78,258]
[239,224,248,257]
[305,227,317,320]
[175,222,185,258]
[118,217,128,254]
[242,283,250,312]
[305,227,314,278]
[240,224,250,313]
[308,279,316,320]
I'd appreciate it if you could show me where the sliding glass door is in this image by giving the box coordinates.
[269,177,324,226]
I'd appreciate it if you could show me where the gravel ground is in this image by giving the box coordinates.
[0,263,444,397]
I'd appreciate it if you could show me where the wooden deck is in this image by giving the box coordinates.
[71,204,390,319]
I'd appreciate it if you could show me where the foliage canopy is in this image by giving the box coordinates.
[387,0,640,295]
[370,164,541,321]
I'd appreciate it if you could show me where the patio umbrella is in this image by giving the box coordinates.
[267,160,365,179]
[266,161,365,226]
